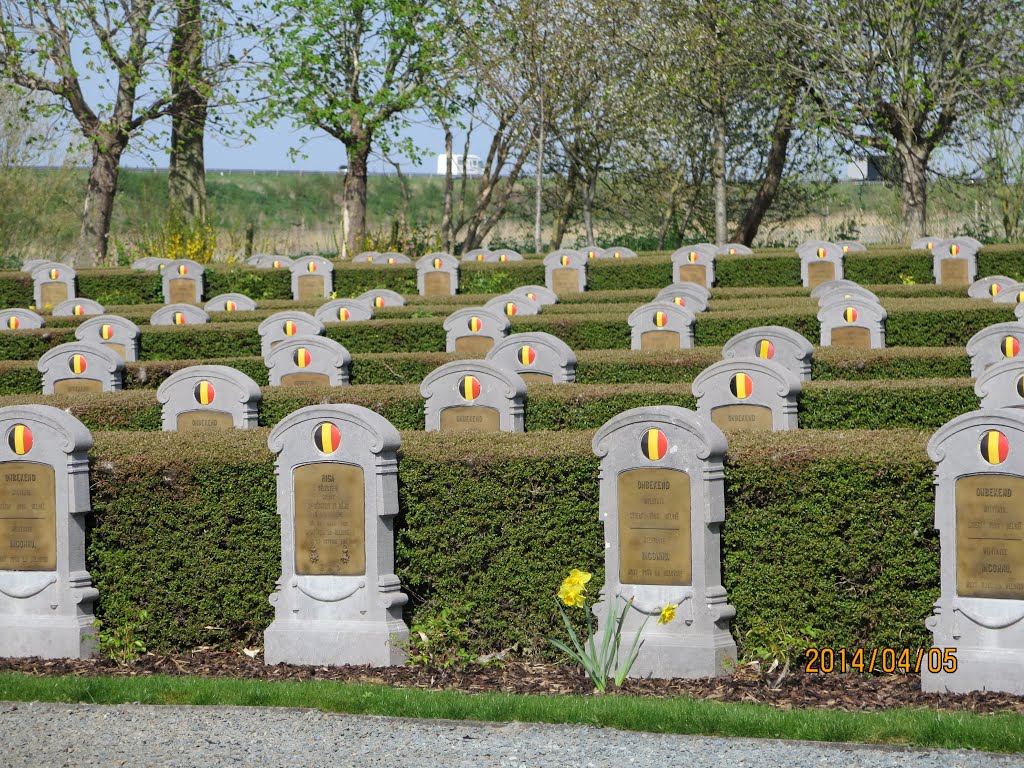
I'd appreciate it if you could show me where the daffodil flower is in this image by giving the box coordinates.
[658,603,678,625]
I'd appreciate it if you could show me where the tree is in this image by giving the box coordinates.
[167,0,209,224]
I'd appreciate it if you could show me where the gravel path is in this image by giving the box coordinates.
[1,702,1020,768]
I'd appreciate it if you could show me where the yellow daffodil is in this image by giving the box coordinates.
[563,569,592,588]
[658,603,677,625]
[557,582,583,607]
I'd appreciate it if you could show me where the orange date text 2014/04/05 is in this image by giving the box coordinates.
[803,647,958,674]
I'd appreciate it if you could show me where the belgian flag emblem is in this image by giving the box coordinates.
[225,301,237,311]
[284,320,298,336]
[49,268,59,280]
[991,283,1002,297]
[68,354,87,375]
[729,247,737,255]
[587,250,597,259]
[307,262,318,273]
[433,258,443,269]
[755,339,775,359]
[314,422,341,453]
[688,251,698,263]
[293,347,312,368]
[366,256,374,262]
[981,430,1010,465]
[73,304,85,316]
[730,373,753,399]
[173,312,186,325]
[843,307,858,323]
[467,316,483,333]
[158,263,166,271]
[499,254,509,262]
[193,380,215,405]
[388,257,397,264]
[640,428,668,461]
[1003,336,1021,358]
[613,251,621,258]
[100,324,114,340]
[477,253,485,261]
[7,317,19,330]
[177,264,188,275]
[504,302,517,316]
[458,375,481,401]
[517,345,536,366]
[526,292,537,301]
[1018,291,1024,303]
[842,244,850,253]
[560,254,571,266]
[1016,374,1024,399]
[653,311,668,327]
[927,241,934,250]
[673,296,686,307]
[951,244,960,255]
[338,307,351,321]
[272,260,283,268]
[374,296,386,307]
[816,247,826,259]
[8,424,32,455]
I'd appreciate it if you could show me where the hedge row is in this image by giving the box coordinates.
[86,428,938,657]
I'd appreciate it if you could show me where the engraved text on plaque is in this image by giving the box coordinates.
[439,406,500,433]
[0,461,56,570]
[710,404,774,433]
[617,468,691,586]
[293,462,365,576]
[956,475,1024,599]
[806,262,836,289]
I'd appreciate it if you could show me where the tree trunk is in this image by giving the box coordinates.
[534,113,545,255]
[584,171,598,246]
[78,140,125,267]
[732,98,795,246]
[549,164,578,251]
[167,0,208,225]
[343,138,371,256]
[657,162,689,250]
[896,141,929,242]
[442,126,454,254]
[713,107,728,245]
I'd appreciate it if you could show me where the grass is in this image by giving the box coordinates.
[0,671,1021,753]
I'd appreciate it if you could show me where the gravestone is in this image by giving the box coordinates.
[20,259,49,273]
[670,245,716,288]
[836,241,867,253]
[291,256,334,301]
[416,253,459,297]
[370,252,412,265]
[923,408,1024,694]
[0,404,96,659]
[462,248,494,262]
[258,311,325,358]
[721,326,814,382]
[591,406,736,679]
[992,284,1024,305]
[583,246,604,260]
[132,257,171,271]
[933,241,977,286]
[511,285,558,305]
[354,251,381,264]
[161,259,205,304]
[654,284,710,313]
[156,365,261,431]
[817,297,886,349]
[598,246,638,259]
[953,236,985,251]
[544,250,587,294]
[315,299,374,324]
[74,315,141,362]
[486,331,577,384]
[357,289,406,308]
[38,342,124,395]
[797,241,844,289]
[31,263,76,308]
[628,302,696,352]
[484,293,542,317]
[205,293,258,312]
[809,278,866,299]
[150,303,210,326]
[692,357,801,433]
[266,336,352,388]
[248,255,292,269]
[815,283,880,307]
[911,237,940,251]
[966,322,1024,378]
[443,307,509,355]
[492,249,523,262]
[51,299,104,318]
[969,276,1016,299]
[264,404,409,667]
[974,358,1024,410]
[420,360,526,433]
[0,309,44,331]
[1013,304,1024,322]
[716,243,752,256]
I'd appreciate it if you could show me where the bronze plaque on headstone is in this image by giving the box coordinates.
[281,372,331,388]
[0,462,57,571]
[423,272,452,296]
[617,468,691,586]
[519,372,553,385]
[293,462,365,576]
[710,404,774,433]
[830,326,871,348]
[955,474,1024,599]
[940,259,970,285]
[439,406,500,432]
[552,268,581,294]
[676,265,707,287]
[806,261,836,289]
[453,336,495,355]
[52,379,103,396]
[168,278,197,304]
[40,283,68,307]
[102,342,127,360]
[640,330,681,351]
[297,275,325,301]
[176,410,235,431]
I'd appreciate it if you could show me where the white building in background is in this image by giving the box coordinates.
[436,153,483,177]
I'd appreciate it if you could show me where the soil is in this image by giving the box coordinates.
[2,652,1023,715]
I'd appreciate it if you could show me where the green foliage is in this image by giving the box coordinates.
[740,620,821,688]
[92,610,151,665]
[402,603,492,670]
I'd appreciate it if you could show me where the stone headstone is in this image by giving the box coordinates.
[416,253,459,297]
[492,249,523,262]
[443,307,510,355]
[291,256,334,301]
[628,302,695,352]
[1013,304,1024,322]
[370,252,412,265]
[911,237,940,251]
[20,259,50,273]
[814,283,881,308]
[314,299,374,324]
[132,257,172,271]
[265,336,352,388]
[836,241,866,253]
[933,241,977,286]
[462,248,494,262]
[0,404,96,659]
[692,358,801,433]
[51,299,105,318]
[923,408,1024,694]
[485,332,577,384]
[354,251,381,264]
[420,360,526,433]
[264,404,409,667]
[969,276,1016,300]
[670,245,716,288]
[966,322,1024,378]
[591,406,736,679]
[544,250,587,294]
[598,246,638,259]
[808,278,864,299]
[74,315,141,362]
[797,241,844,289]
[974,358,1024,410]
[721,326,814,382]
[156,365,261,432]
[992,284,1024,305]
[952,236,985,251]
[205,293,258,312]
[258,311,325,358]
[357,289,406,309]
[484,293,541,318]
[0,309,45,331]
[248,255,293,269]
[583,246,604,260]
[31,263,76,308]
[654,284,710,313]
[511,285,558,305]
[161,259,205,304]
[817,297,886,349]
[717,243,752,256]
[38,342,124,395]
[150,303,210,327]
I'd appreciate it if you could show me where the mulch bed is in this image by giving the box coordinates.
[2,652,1023,715]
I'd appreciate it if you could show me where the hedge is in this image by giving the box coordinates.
[84,428,938,657]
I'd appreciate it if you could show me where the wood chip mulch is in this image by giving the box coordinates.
[2,652,1023,715]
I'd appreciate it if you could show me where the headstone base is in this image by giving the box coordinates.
[0,614,95,659]
[628,629,736,679]
[264,619,409,667]
[921,647,1024,695]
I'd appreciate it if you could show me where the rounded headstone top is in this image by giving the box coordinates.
[30,261,74,280]
[38,341,124,376]
[417,253,459,270]
[721,326,814,362]
[592,406,727,462]
[486,331,577,368]
[815,284,881,307]
[483,293,541,317]
[966,322,1024,355]
[670,245,717,264]
[691,357,803,401]
[314,298,375,323]
[627,301,696,327]
[510,285,558,305]
[442,306,510,334]
[419,359,527,400]
[51,298,105,318]
[150,304,210,326]
[973,357,1024,401]
[836,241,867,253]
[204,293,257,312]
[257,310,325,336]
[816,295,888,322]
[75,314,140,338]
[162,259,205,277]
[968,276,1016,299]
[492,249,523,262]
[357,289,406,308]
[290,255,334,274]
[543,249,585,267]
[717,243,753,256]
[156,365,262,405]
[0,308,45,330]
[268,403,400,456]
[354,251,382,263]
[928,407,1024,464]
[809,279,867,299]
[462,248,493,262]
[598,246,638,259]
[0,403,93,453]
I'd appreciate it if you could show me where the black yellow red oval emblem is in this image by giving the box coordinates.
[307,262,318,273]
[193,380,216,405]
[7,317,19,330]
[517,345,536,366]
[177,264,188,275]
[525,292,537,301]
[467,316,483,333]
[225,301,237,312]
[68,354,87,375]
[504,302,517,316]
[653,311,668,327]
[49,268,59,280]
[587,250,598,259]
[433,257,443,269]
[688,251,698,263]
[476,253,485,261]
[499,254,509,262]
[173,312,186,325]
[314,422,341,454]
[950,244,960,255]
[458,375,481,401]
[673,296,686,307]
[927,241,934,250]
[729,247,737,255]
[755,339,775,359]
[981,430,1010,465]
[1002,336,1020,358]
[816,247,826,259]
[293,348,312,368]
[613,251,621,258]
[560,254,571,266]
[8,424,32,455]
[73,304,85,316]
[374,296,386,308]
[991,283,1002,296]
[338,307,350,321]
[100,324,114,340]
[1016,374,1024,399]
[272,260,283,268]
[640,428,668,461]
[366,256,374,262]
[843,307,858,323]
[842,244,850,253]
[284,320,298,336]
[388,257,397,264]
[730,373,753,399]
